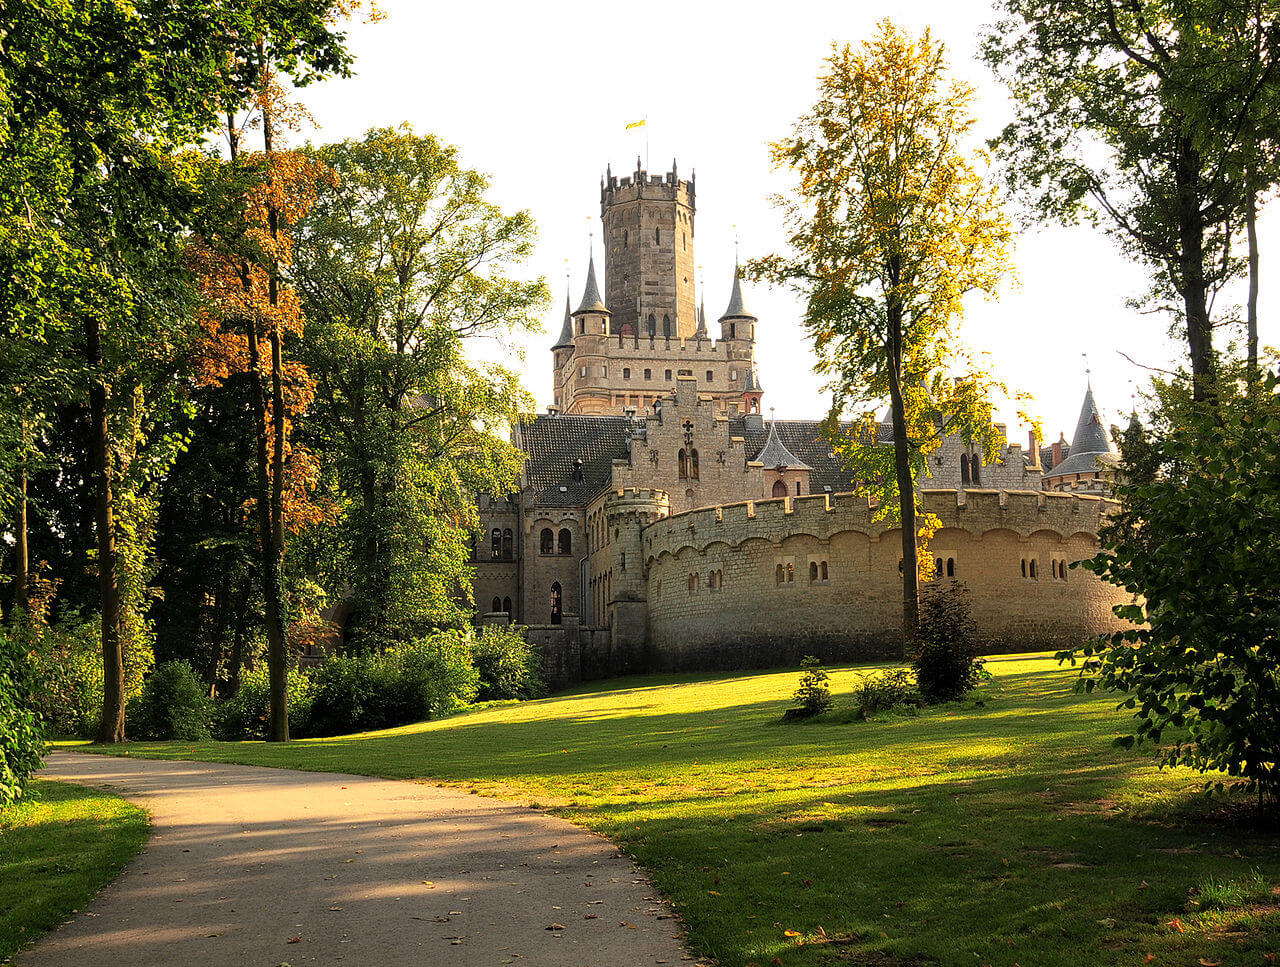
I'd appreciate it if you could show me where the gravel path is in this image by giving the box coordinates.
[19,751,693,967]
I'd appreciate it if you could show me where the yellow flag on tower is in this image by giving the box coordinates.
[625,119,646,131]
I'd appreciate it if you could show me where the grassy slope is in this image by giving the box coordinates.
[80,655,1279,967]
[0,779,149,960]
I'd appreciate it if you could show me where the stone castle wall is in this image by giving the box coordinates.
[636,488,1130,670]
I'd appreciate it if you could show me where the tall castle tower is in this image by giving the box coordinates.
[552,162,760,418]
[601,159,696,339]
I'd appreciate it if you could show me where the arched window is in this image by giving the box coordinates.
[821,562,829,581]
[795,481,802,495]
[786,563,795,583]
[936,557,944,577]
[662,314,672,338]
[623,230,629,248]
[690,449,700,480]
[809,561,819,582]
[947,558,956,577]
[503,596,512,615]
[776,563,785,585]
[490,528,501,558]
[539,528,553,555]
[972,455,982,485]
[1029,558,1037,579]
[491,596,501,613]
[648,314,656,338]
[772,479,788,498]
[654,227,660,244]
[501,528,513,559]
[1021,559,1028,578]
[550,582,562,624]
[729,323,736,339]
[678,448,688,479]
[558,528,572,555]
[960,453,971,486]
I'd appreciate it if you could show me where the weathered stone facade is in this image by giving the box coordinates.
[468,163,1130,684]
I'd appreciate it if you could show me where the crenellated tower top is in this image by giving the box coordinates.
[600,160,696,339]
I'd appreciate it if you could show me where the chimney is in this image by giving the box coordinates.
[1027,430,1042,470]
[1051,433,1065,469]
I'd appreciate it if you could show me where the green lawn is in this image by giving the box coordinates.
[0,779,149,960]
[78,655,1279,967]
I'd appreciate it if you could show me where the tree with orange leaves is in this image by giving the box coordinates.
[187,76,337,742]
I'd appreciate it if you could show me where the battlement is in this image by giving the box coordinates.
[643,487,1116,561]
[601,163,694,210]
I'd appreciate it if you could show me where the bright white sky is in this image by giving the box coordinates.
[293,0,1278,444]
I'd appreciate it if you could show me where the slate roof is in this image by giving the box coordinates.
[1045,385,1117,477]
[729,417,861,493]
[518,414,633,506]
[573,254,608,314]
[552,291,574,348]
[719,264,755,320]
[754,420,812,470]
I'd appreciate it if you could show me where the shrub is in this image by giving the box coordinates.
[305,633,478,737]
[0,628,46,806]
[213,665,314,741]
[913,582,983,703]
[126,661,212,741]
[1068,371,1280,806]
[470,626,545,701]
[851,668,921,718]
[29,619,102,738]
[782,656,833,721]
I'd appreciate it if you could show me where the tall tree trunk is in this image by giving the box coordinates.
[885,301,918,659]
[259,38,289,742]
[1246,180,1259,385]
[226,102,288,736]
[88,315,124,744]
[1176,133,1216,402]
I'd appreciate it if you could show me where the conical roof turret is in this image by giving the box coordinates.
[573,253,608,315]
[1046,382,1119,477]
[755,418,810,470]
[719,262,756,321]
[552,288,575,349]
[694,298,708,338]
[743,364,762,394]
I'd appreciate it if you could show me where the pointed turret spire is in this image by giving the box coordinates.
[694,298,708,338]
[573,252,608,315]
[552,287,575,348]
[719,261,756,321]
[755,417,810,470]
[1070,384,1112,456]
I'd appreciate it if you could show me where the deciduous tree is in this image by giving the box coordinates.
[983,0,1280,400]
[751,21,1012,647]
[293,127,544,647]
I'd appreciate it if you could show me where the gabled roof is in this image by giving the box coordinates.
[719,263,756,321]
[753,419,812,471]
[552,290,574,349]
[573,253,608,315]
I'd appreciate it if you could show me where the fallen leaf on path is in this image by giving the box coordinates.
[1199,959,1221,966]
[1168,918,1185,933]
[546,923,564,931]
[286,936,301,944]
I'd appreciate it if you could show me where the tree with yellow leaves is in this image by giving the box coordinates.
[751,20,1014,649]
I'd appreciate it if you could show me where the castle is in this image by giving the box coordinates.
[472,162,1129,687]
